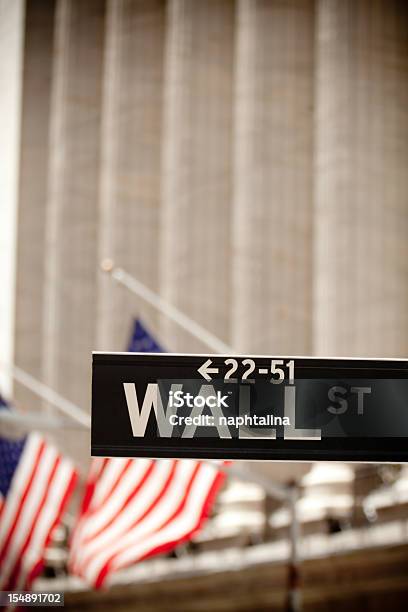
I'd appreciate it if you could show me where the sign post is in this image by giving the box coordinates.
[92,353,408,463]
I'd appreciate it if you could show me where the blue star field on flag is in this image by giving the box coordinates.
[0,436,26,497]
[0,394,26,498]
[0,394,26,497]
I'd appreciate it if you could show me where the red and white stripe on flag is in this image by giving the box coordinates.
[69,458,225,588]
[0,432,77,590]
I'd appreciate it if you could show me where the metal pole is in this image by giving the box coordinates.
[0,408,80,430]
[101,260,234,354]
[226,463,288,501]
[286,482,302,612]
[0,361,91,428]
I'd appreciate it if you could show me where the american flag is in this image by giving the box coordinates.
[69,456,225,587]
[0,397,77,590]
[68,319,226,588]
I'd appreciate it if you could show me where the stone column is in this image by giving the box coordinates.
[14,0,56,411]
[42,0,105,460]
[314,0,408,356]
[97,0,166,351]
[232,0,315,355]
[159,0,235,352]
[0,0,24,396]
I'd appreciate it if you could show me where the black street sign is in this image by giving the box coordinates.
[92,353,408,462]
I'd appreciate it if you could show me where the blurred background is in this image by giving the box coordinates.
[0,0,408,610]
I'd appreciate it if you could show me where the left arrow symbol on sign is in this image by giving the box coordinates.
[198,359,219,381]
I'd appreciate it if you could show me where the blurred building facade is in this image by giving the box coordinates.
[0,0,408,462]
[1,1,408,607]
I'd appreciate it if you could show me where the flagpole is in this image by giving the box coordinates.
[0,361,90,428]
[101,260,234,354]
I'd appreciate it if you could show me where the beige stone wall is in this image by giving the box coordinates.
[159,0,235,352]
[232,0,315,355]
[40,0,105,460]
[313,0,408,357]
[97,0,166,352]
[0,0,24,396]
[42,0,105,414]
[14,0,55,411]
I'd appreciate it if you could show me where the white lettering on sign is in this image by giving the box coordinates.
[327,385,371,415]
[197,358,295,383]
[123,382,180,438]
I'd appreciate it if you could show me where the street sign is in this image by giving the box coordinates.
[92,353,408,462]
